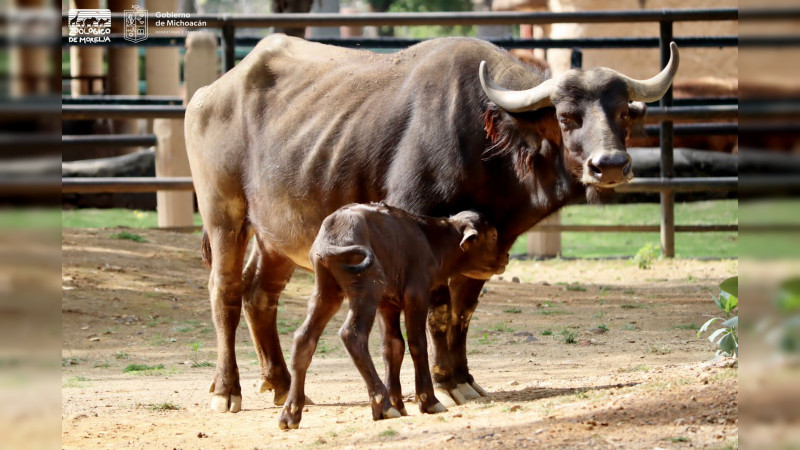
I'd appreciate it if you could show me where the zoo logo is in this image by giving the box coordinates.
[124,5,148,43]
[67,9,111,36]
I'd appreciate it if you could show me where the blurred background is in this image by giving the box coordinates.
[0,0,797,447]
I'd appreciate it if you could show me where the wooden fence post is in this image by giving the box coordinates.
[527,212,561,258]
[107,0,140,154]
[147,0,192,227]
[69,0,103,97]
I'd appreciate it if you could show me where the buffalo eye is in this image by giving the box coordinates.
[558,115,578,129]
[620,111,629,121]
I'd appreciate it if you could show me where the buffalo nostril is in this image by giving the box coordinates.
[588,162,602,177]
[623,161,632,176]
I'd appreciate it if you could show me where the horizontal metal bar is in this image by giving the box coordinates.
[61,105,185,120]
[62,134,158,148]
[532,224,738,232]
[232,35,738,50]
[60,176,739,195]
[0,178,61,195]
[739,36,800,48]
[61,96,183,106]
[62,105,744,121]
[643,123,738,136]
[61,9,739,28]
[62,177,194,193]
[616,177,738,193]
[646,105,738,121]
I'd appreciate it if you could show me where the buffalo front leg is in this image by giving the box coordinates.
[279,267,343,430]
[377,303,407,416]
[427,277,488,407]
[207,226,250,413]
[339,288,401,421]
[404,291,447,414]
[241,238,296,406]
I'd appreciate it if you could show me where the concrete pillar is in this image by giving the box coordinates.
[527,212,561,258]
[184,32,218,101]
[69,0,103,96]
[107,0,140,154]
[147,0,193,227]
[309,0,340,39]
[9,2,50,97]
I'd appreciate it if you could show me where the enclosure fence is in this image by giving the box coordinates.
[59,7,797,256]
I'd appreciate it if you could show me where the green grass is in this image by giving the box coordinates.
[673,322,699,330]
[541,329,553,336]
[63,208,203,229]
[560,328,578,344]
[510,200,737,258]
[110,230,147,243]
[137,401,181,411]
[489,322,514,333]
[503,308,522,314]
[378,428,398,437]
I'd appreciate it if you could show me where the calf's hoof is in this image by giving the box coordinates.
[370,394,402,420]
[278,402,303,430]
[425,402,447,414]
[417,393,447,414]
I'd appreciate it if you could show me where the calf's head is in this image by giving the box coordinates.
[448,211,509,280]
[480,42,679,195]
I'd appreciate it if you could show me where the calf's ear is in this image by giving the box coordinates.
[460,228,479,251]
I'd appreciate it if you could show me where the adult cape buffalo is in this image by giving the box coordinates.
[185,34,679,414]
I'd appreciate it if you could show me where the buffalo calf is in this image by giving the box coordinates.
[278,203,508,429]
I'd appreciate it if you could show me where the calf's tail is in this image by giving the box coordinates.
[201,229,212,269]
[322,245,374,274]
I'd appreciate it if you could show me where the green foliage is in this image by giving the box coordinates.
[378,428,398,437]
[633,242,660,269]
[138,401,181,411]
[110,230,147,243]
[698,276,738,358]
[489,322,514,333]
[386,0,474,38]
[504,308,522,314]
[123,363,165,375]
[560,328,577,344]
[541,329,553,336]
[596,324,609,332]
[776,277,800,353]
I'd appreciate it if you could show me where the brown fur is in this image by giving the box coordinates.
[278,203,507,428]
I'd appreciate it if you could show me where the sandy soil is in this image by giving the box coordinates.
[62,228,738,449]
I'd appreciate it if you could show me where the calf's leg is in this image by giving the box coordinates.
[241,237,295,405]
[279,267,343,430]
[378,303,407,415]
[339,288,401,420]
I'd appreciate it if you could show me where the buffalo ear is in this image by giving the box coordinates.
[629,101,647,121]
[460,227,479,251]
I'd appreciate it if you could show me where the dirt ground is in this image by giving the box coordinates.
[62,228,738,449]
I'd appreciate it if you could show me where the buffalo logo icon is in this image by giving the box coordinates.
[67,9,111,36]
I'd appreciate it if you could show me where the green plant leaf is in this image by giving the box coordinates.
[777,277,800,313]
[708,328,727,344]
[718,332,736,356]
[719,277,738,299]
[710,294,723,312]
[698,317,720,336]
[722,316,738,328]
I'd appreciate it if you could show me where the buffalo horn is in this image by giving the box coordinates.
[479,60,555,113]
[618,41,680,103]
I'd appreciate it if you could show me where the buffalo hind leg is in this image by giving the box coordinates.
[378,303,407,416]
[340,287,401,421]
[405,290,446,414]
[207,225,250,413]
[428,277,488,406]
[279,267,343,430]
[241,237,296,405]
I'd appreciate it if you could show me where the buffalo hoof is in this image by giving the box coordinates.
[382,407,402,419]
[210,394,242,413]
[209,380,242,413]
[434,381,490,407]
[426,402,447,414]
[260,379,313,406]
[455,382,482,401]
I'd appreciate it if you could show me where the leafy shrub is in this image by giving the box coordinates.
[698,277,738,357]
[633,242,660,269]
